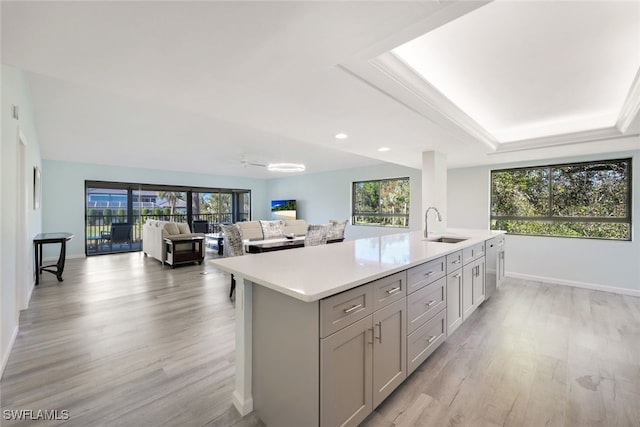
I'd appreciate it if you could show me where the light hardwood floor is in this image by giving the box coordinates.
[1,252,639,426]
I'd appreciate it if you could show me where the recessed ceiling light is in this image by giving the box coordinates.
[267,163,306,173]
[377,147,391,152]
[335,133,348,139]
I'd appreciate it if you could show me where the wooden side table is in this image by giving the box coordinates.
[34,232,73,285]
[164,236,205,268]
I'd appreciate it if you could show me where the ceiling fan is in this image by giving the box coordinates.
[240,156,306,173]
[240,157,267,168]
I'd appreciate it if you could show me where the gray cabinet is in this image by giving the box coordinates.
[406,256,447,376]
[372,298,406,408]
[446,250,463,337]
[407,256,446,294]
[462,256,484,321]
[407,309,446,374]
[472,258,485,306]
[462,261,475,320]
[321,316,372,427]
[446,269,463,336]
[462,241,485,265]
[320,272,406,427]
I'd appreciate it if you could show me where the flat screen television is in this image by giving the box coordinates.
[271,199,297,221]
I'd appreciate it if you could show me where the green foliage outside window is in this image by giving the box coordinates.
[353,178,410,227]
[491,159,631,240]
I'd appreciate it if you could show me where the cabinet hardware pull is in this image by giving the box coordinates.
[427,336,436,344]
[453,274,461,279]
[386,287,401,295]
[344,304,362,314]
[452,259,461,264]
[425,300,436,307]
[424,271,434,277]
[376,322,382,343]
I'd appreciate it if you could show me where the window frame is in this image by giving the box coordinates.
[490,158,632,240]
[352,177,410,228]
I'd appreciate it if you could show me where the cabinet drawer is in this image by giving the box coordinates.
[462,242,485,265]
[407,277,446,334]
[407,309,446,375]
[321,284,373,338]
[446,250,463,273]
[372,272,407,311]
[407,257,446,294]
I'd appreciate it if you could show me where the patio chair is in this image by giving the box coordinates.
[110,223,132,250]
[192,220,209,234]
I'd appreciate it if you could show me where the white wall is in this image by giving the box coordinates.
[42,160,270,258]
[266,163,422,240]
[1,65,43,376]
[448,151,640,295]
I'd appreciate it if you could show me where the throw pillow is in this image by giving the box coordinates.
[259,220,285,239]
[164,222,179,235]
[327,219,347,240]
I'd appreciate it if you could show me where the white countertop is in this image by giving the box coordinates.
[210,229,505,302]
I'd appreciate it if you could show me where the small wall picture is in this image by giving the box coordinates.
[33,166,41,210]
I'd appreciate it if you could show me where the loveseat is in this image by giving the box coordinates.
[143,220,205,264]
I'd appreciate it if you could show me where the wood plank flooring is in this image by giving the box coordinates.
[1,252,639,426]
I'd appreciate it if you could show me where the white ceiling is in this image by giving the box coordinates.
[392,0,640,143]
[2,1,639,179]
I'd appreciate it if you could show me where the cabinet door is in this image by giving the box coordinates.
[462,262,475,320]
[472,259,485,306]
[372,298,406,408]
[321,316,372,427]
[446,270,463,336]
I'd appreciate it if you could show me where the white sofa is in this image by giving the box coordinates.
[236,219,308,241]
[235,219,347,242]
[143,220,205,264]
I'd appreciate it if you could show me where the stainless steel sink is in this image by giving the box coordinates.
[425,236,468,244]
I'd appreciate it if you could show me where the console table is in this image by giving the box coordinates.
[33,232,73,285]
[164,236,205,267]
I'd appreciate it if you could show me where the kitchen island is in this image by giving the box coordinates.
[210,229,505,426]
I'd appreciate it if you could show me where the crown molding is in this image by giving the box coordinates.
[370,52,499,151]
[616,67,640,134]
[490,127,639,154]
[370,52,640,155]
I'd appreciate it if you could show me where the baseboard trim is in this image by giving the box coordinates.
[506,272,640,297]
[1,326,18,380]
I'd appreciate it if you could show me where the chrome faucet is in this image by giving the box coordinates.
[424,207,442,237]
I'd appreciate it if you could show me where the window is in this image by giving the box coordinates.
[352,177,410,227]
[85,181,251,255]
[491,158,631,240]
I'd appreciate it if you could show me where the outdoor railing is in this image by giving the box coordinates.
[86,213,236,254]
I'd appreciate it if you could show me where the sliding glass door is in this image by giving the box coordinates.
[85,181,251,255]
